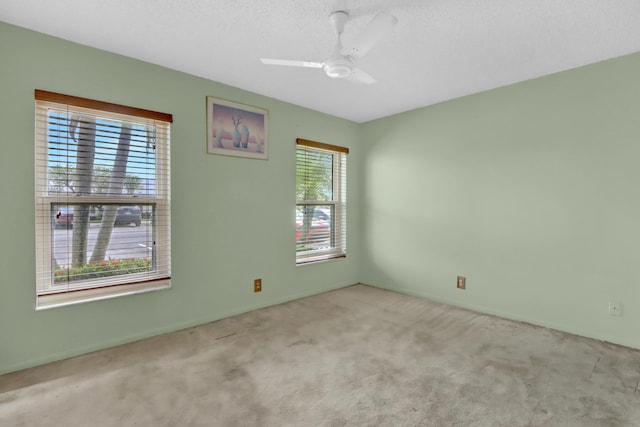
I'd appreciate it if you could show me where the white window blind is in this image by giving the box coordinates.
[34,90,172,309]
[296,138,347,264]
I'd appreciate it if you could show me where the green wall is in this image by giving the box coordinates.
[361,53,640,349]
[0,22,361,374]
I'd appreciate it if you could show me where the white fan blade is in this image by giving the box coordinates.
[260,58,323,68]
[347,12,398,58]
[349,67,376,85]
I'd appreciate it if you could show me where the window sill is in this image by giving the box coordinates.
[296,253,346,266]
[36,279,171,310]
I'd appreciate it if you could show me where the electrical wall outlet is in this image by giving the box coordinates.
[254,278,262,293]
[608,301,622,316]
[457,276,466,290]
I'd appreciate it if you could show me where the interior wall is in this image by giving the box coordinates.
[0,22,361,374]
[360,52,640,349]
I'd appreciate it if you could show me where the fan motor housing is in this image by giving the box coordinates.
[324,56,353,79]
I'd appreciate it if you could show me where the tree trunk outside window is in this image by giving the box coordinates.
[71,117,96,268]
[90,124,132,263]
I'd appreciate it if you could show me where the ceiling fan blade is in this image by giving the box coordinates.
[348,67,376,85]
[260,58,323,68]
[347,11,398,58]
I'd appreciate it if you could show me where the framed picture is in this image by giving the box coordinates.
[206,97,268,160]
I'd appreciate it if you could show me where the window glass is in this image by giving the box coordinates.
[295,140,347,264]
[35,90,171,308]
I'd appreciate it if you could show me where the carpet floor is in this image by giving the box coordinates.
[1,284,639,426]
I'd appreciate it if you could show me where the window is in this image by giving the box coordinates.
[296,138,347,264]
[34,90,172,309]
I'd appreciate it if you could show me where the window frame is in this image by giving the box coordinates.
[295,138,348,265]
[34,90,172,309]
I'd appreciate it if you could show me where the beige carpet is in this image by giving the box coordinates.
[1,284,639,426]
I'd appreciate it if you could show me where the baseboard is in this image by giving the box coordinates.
[1,282,356,375]
[362,282,640,352]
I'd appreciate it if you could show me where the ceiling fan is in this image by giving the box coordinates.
[260,10,398,84]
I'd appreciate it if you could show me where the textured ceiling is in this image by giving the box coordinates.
[2,0,640,122]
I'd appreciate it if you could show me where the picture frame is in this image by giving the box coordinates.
[206,97,268,160]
